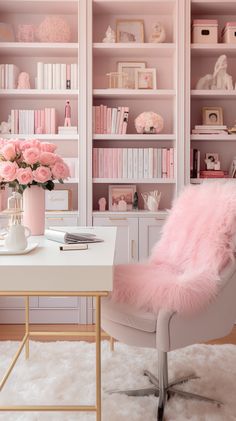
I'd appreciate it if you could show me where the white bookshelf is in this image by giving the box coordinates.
[93,43,175,57]
[0,43,78,57]
[0,134,78,141]
[93,134,175,140]
[0,89,79,99]
[93,178,176,184]
[93,89,175,99]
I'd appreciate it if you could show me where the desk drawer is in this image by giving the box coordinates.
[45,215,78,227]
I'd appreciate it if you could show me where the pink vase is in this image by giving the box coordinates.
[23,186,45,235]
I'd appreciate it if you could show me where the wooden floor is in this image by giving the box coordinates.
[0,324,236,345]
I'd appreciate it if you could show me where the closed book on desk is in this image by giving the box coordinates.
[45,229,103,244]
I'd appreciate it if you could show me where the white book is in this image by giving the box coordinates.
[71,63,77,90]
[195,125,227,130]
[47,63,52,90]
[127,148,133,179]
[37,62,44,90]
[52,64,57,90]
[10,109,14,134]
[117,148,123,179]
[61,63,67,90]
[157,148,162,178]
[98,148,104,178]
[148,148,153,178]
[111,108,117,134]
[18,110,23,134]
[143,149,149,179]
[8,64,13,89]
[55,63,61,90]
[170,148,174,179]
[138,149,144,179]
[153,148,158,178]
[29,110,34,134]
[43,64,48,89]
[0,64,4,89]
[122,148,128,179]
[115,107,121,134]
[133,148,138,179]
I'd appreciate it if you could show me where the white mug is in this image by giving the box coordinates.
[4,224,31,251]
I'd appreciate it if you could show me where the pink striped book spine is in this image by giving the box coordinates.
[118,148,123,178]
[50,108,56,134]
[14,110,19,134]
[162,149,167,178]
[170,148,174,179]
[92,106,95,134]
[108,148,113,178]
[100,105,104,134]
[113,148,118,178]
[93,148,98,177]
[153,148,158,178]
[166,149,170,178]
[118,107,125,134]
[115,107,121,134]
[95,106,100,134]
[98,148,104,178]
[103,149,109,178]
[103,105,107,134]
[107,108,112,134]
[40,109,45,134]
[34,110,38,134]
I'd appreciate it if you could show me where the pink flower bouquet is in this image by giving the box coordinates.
[0,138,70,194]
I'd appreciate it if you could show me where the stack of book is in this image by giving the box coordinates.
[10,108,56,134]
[36,62,78,90]
[92,105,129,134]
[58,126,78,135]
[0,64,20,89]
[192,125,228,135]
[200,170,228,178]
[93,148,174,179]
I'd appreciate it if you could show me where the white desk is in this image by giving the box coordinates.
[0,226,117,421]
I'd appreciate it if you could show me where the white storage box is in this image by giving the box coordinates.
[222,22,236,43]
[192,19,218,44]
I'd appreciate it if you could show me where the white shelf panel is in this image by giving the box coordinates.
[93,210,168,217]
[46,211,79,217]
[191,44,236,57]
[191,178,233,184]
[191,134,236,142]
[93,178,176,184]
[0,89,79,99]
[93,0,175,15]
[93,134,175,140]
[0,134,78,141]
[93,43,175,58]
[0,1,78,14]
[191,90,236,100]
[0,43,78,57]
[192,1,236,15]
[93,89,175,99]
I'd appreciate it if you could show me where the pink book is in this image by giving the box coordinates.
[98,148,104,178]
[40,109,45,134]
[107,108,112,134]
[118,107,125,134]
[66,64,71,89]
[50,108,56,134]
[118,148,123,178]
[112,148,118,178]
[92,106,95,134]
[166,149,170,178]
[93,148,98,177]
[108,148,113,178]
[122,107,129,134]
[170,148,174,179]
[103,149,109,178]
[100,105,104,134]
[14,109,19,134]
[34,110,38,133]
[162,149,167,178]
[103,105,107,134]
[153,148,158,178]
[116,107,121,134]
[45,108,51,134]
[95,106,100,134]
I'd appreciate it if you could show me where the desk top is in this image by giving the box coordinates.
[0,227,117,293]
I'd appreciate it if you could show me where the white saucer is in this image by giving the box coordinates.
[0,242,38,255]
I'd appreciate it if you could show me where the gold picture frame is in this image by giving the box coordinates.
[117,61,146,89]
[202,107,223,126]
[116,19,144,43]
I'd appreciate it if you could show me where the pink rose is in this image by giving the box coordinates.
[40,152,57,166]
[20,139,40,151]
[16,167,33,185]
[40,142,57,153]
[33,166,52,183]
[1,143,16,161]
[52,161,70,180]
[0,161,18,181]
[8,139,22,154]
[0,138,7,149]
[23,147,41,165]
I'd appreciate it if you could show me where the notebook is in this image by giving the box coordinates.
[45,229,103,244]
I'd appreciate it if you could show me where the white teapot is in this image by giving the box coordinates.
[4,224,31,251]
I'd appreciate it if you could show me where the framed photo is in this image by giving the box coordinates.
[205,153,220,170]
[108,185,136,211]
[202,107,223,126]
[117,61,146,89]
[45,189,72,211]
[116,20,144,43]
[135,68,156,89]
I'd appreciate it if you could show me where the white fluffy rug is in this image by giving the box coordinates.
[0,341,235,420]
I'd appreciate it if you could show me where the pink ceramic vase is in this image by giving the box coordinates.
[23,185,45,235]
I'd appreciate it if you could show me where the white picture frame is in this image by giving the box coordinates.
[202,107,223,126]
[45,189,72,211]
[117,61,146,89]
[116,19,144,43]
[108,185,136,211]
[135,68,157,89]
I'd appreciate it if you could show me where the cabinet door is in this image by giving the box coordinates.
[45,215,78,227]
[93,216,138,263]
[139,217,165,260]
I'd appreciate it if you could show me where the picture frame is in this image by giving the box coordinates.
[117,61,146,89]
[135,68,157,89]
[205,153,220,170]
[45,189,72,211]
[116,19,144,43]
[202,107,223,126]
[108,185,136,211]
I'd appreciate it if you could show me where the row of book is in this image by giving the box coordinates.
[36,62,78,90]
[0,64,20,89]
[10,108,56,134]
[93,148,175,179]
[92,105,129,135]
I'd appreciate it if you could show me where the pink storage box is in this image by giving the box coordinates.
[192,19,218,44]
[222,22,236,43]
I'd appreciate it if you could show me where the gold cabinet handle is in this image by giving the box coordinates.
[47,217,64,221]
[109,217,127,221]
[131,240,135,259]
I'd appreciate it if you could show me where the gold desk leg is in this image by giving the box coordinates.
[96,295,101,421]
[25,296,29,360]
[110,337,115,352]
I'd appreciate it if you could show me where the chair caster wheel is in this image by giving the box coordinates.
[157,405,164,421]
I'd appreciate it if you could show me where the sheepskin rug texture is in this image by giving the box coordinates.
[112,182,236,315]
[0,340,235,420]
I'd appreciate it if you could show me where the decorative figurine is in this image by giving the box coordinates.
[141,190,161,212]
[133,192,138,210]
[98,197,106,211]
[102,25,116,43]
[17,72,31,89]
[117,195,127,211]
[0,115,11,134]
[196,55,233,90]
[64,100,71,126]
[135,111,164,134]
[149,22,166,43]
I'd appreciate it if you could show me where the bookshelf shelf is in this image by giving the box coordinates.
[0,89,79,99]
[93,178,176,184]
[0,43,79,58]
[93,89,175,99]
[191,90,236,100]
[93,134,175,141]
[191,44,236,57]
[0,134,78,141]
[191,135,236,142]
[93,43,175,58]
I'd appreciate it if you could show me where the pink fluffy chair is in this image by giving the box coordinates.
[101,182,236,421]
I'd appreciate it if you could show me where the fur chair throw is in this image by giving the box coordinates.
[111,183,236,315]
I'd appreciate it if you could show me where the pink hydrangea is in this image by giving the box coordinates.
[0,161,18,181]
[1,143,16,161]
[16,167,33,185]
[40,152,57,166]
[51,161,70,179]
[33,166,52,183]
[23,147,41,165]
[40,142,57,153]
